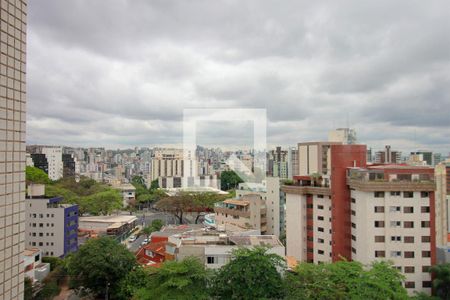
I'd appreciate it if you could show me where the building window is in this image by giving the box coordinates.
[390,251,401,258]
[403,221,414,228]
[375,251,385,258]
[317,195,324,198]
[39,242,43,246]
[374,191,385,198]
[318,227,324,232]
[317,216,324,221]
[403,207,414,213]
[318,205,324,210]
[421,206,430,213]
[422,266,431,273]
[391,236,401,242]
[403,191,414,198]
[351,247,356,254]
[421,221,430,228]
[375,236,385,243]
[421,192,429,198]
[422,281,432,288]
[351,210,356,216]
[404,266,415,273]
[405,282,415,289]
[39,223,43,227]
[318,238,324,243]
[404,236,414,243]
[390,206,401,212]
[318,250,324,255]
[352,235,357,241]
[422,251,431,258]
[351,198,356,203]
[207,256,216,264]
[390,221,401,228]
[421,236,431,243]
[390,191,401,196]
[351,223,356,229]
[404,251,415,258]
[374,206,384,213]
[374,221,385,228]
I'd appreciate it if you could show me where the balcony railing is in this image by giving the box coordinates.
[347,178,435,192]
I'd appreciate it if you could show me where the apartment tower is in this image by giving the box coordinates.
[0,0,27,299]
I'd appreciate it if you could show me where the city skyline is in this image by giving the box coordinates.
[27,1,450,153]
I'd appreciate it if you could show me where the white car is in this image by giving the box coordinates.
[128,235,137,242]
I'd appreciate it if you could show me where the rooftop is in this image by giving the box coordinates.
[23,248,40,257]
[79,215,137,224]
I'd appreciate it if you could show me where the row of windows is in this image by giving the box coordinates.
[29,232,54,237]
[374,191,429,198]
[405,281,432,289]
[374,250,431,258]
[29,223,55,228]
[373,206,430,213]
[28,241,54,247]
[29,213,54,218]
[373,220,430,228]
[374,235,430,243]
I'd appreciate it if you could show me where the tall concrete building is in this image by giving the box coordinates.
[375,145,402,164]
[283,142,441,295]
[0,1,27,299]
[27,145,63,180]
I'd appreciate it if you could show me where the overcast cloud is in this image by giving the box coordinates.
[27,0,450,153]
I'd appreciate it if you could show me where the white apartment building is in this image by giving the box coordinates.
[25,185,78,257]
[41,146,63,181]
[1,1,27,299]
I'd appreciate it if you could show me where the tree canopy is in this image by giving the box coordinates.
[132,257,209,300]
[66,237,137,297]
[142,219,164,236]
[285,260,408,300]
[430,263,450,299]
[220,170,243,190]
[26,166,50,185]
[210,246,286,300]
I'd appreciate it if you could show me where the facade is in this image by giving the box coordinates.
[0,1,27,299]
[27,146,64,180]
[411,151,433,166]
[375,145,402,164]
[435,162,449,245]
[287,147,298,179]
[214,194,267,234]
[282,142,441,295]
[25,185,78,257]
[236,177,284,237]
[328,128,357,144]
[267,147,289,179]
[62,153,76,178]
[23,248,50,282]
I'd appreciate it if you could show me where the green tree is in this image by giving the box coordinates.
[285,260,408,300]
[191,192,227,223]
[84,189,122,215]
[117,267,150,300]
[65,237,137,297]
[150,179,159,191]
[133,257,209,300]
[142,219,164,236]
[42,256,64,271]
[220,170,243,190]
[430,263,450,299]
[24,277,33,300]
[155,193,194,224]
[210,246,286,299]
[26,166,50,185]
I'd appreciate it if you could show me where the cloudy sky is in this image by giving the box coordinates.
[27,1,450,153]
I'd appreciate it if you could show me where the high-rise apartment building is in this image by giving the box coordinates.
[150,148,195,182]
[283,142,442,295]
[411,150,433,166]
[267,147,289,179]
[27,146,63,180]
[375,145,402,164]
[1,1,27,299]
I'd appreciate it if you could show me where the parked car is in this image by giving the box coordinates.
[128,235,137,242]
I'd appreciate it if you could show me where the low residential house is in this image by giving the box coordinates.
[214,194,267,234]
[23,248,50,282]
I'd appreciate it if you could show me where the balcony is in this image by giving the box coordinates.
[347,178,435,192]
[281,185,331,196]
[214,207,250,218]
